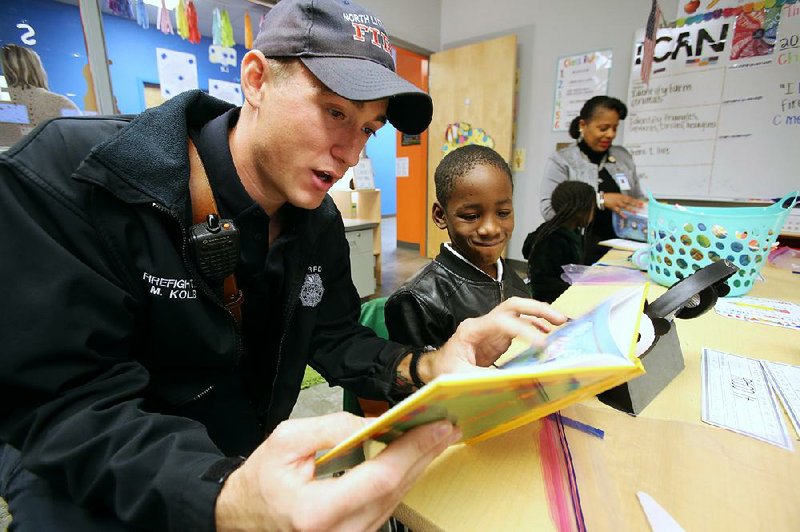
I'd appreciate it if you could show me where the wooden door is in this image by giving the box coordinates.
[425,34,517,258]
[143,83,166,109]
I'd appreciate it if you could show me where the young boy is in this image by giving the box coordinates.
[385,144,530,348]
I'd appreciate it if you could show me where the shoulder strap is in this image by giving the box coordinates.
[187,139,243,324]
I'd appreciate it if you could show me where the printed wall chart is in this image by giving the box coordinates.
[552,50,612,131]
[626,4,800,201]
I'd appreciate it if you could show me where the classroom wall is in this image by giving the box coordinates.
[360,0,442,53]
[440,0,680,262]
[102,12,246,114]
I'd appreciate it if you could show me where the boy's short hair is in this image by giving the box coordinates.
[434,145,513,208]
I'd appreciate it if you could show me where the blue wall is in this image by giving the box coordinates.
[102,11,246,114]
[0,0,245,113]
[0,0,89,109]
[367,122,397,216]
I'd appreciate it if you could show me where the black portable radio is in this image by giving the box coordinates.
[189,214,239,283]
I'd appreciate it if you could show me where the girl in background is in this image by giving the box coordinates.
[524,181,596,303]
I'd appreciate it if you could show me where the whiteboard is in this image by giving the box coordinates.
[625,6,800,201]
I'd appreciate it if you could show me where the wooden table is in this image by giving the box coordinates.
[395,251,800,531]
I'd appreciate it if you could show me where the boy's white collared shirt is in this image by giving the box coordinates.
[443,242,503,282]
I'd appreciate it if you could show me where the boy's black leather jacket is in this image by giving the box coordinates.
[385,244,530,347]
[0,91,408,531]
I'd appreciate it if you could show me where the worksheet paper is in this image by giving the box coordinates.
[762,360,800,439]
[714,297,800,331]
[701,349,792,450]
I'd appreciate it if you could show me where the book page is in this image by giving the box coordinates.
[761,360,800,439]
[501,285,644,371]
[701,348,792,450]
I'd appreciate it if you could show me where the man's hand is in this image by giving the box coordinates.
[215,412,461,531]
[418,297,568,381]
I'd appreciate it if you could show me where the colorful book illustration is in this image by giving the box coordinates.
[315,285,649,476]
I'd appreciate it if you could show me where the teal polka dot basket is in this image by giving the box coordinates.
[646,191,799,296]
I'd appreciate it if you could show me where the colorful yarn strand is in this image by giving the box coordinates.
[157,0,174,35]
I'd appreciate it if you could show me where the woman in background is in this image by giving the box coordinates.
[1,44,80,130]
[539,96,644,264]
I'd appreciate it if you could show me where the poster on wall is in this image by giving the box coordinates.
[352,158,375,190]
[401,133,420,146]
[395,156,409,178]
[441,122,494,156]
[625,5,800,201]
[209,79,243,106]
[155,48,199,100]
[551,49,612,131]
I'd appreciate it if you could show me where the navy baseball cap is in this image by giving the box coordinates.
[252,0,433,135]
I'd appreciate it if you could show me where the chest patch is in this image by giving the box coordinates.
[299,272,324,307]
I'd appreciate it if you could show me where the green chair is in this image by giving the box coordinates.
[343,297,390,417]
[359,296,389,340]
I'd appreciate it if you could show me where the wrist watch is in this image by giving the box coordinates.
[597,191,606,210]
[409,345,437,388]
[202,456,246,485]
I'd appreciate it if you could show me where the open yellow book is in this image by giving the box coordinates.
[316,284,649,476]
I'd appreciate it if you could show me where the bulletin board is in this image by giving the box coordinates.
[552,49,612,131]
[624,5,800,201]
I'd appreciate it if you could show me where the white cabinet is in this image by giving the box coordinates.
[345,226,376,298]
[329,189,382,285]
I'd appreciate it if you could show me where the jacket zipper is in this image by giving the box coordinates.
[258,246,309,432]
[150,201,244,404]
[258,276,300,427]
[191,384,215,402]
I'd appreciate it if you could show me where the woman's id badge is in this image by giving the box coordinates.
[614,173,631,191]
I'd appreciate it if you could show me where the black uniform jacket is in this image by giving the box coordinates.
[385,244,530,347]
[0,91,409,531]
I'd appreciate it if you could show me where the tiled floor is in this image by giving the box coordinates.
[290,216,431,419]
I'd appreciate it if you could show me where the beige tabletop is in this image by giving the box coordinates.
[342,218,378,232]
[394,252,800,531]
